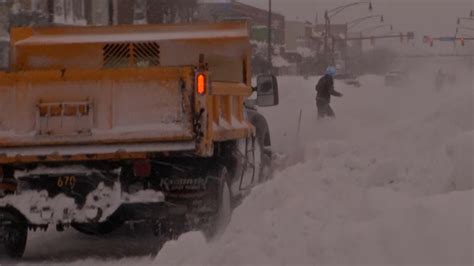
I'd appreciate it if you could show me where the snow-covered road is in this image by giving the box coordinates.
[23,58,473,265]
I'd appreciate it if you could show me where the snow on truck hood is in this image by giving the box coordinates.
[15,24,249,46]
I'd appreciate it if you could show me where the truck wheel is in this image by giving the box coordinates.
[204,167,232,240]
[72,218,123,236]
[0,210,28,259]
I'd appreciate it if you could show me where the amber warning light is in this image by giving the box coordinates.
[197,73,206,95]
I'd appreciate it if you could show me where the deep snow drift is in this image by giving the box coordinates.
[24,59,473,265]
[152,65,473,266]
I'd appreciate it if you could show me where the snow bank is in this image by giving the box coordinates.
[24,59,473,265]
[155,185,473,266]
[154,62,474,265]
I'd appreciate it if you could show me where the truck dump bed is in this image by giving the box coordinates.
[0,67,195,159]
[0,22,253,163]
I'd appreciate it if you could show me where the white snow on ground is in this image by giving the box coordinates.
[24,58,473,265]
[153,60,474,266]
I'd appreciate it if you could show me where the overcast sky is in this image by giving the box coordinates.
[239,0,474,37]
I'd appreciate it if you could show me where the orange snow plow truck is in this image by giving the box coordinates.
[0,22,278,258]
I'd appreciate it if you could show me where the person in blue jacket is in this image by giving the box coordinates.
[315,66,343,119]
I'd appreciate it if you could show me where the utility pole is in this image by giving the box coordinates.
[323,2,373,68]
[268,0,272,73]
[108,0,114,25]
[324,10,329,67]
[47,0,55,24]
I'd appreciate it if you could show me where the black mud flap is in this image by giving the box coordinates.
[0,209,28,260]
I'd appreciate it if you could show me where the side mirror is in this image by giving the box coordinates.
[256,75,279,107]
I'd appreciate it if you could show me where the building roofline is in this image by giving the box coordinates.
[232,1,285,19]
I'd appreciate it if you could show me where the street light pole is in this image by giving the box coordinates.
[324,10,330,66]
[108,0,114,25]
[457,26,474,32]
[327,1,373,19]
[361,24,393,35]
[347,15,384,29]
[458,17,474,25]
[323,1,373,67]
[268,0,272,73]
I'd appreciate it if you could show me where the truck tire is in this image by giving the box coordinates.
[72,218,123,236]
[204,167,232,240]
[0,209,28,259]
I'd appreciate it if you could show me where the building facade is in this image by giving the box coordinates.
[114,0,198,25]
[21,0,110,26]
[285,20,316,53]
[314,23,349,70]
[52,0,87,25]
[0,0,35,69]
[85,0,111,26]
[197,0,285,45]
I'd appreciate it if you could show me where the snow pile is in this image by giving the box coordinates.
[23,59,472,264]
[273,56,291,68]
[154,64,474,265]
[155,181,473,265]
[296,47,316,58]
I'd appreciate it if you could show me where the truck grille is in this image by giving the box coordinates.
[103,43,130,68]
[103,42,161,68]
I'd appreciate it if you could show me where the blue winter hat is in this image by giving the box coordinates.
[325,66,337,77]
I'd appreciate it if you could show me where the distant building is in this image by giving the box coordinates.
[4,0,197,27]
[314,23,349,70]
[0,1,12,40]
[285,20,319,53]
[50,0,87,25]
[18,0,110,26]
[196,0,285,45]
[314,23,348,41]
[114,0,197,25]
[85,0,111,26]
[0,0,33,69]
[1,0,33,35]
[346,31,363,55]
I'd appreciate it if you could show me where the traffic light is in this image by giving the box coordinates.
[423,36,434,47]
[460,37,465,46]
[423,36,429,43]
